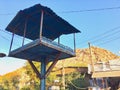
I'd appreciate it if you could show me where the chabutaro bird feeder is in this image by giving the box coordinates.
[6,4,80,90]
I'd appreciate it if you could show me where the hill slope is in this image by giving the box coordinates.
[54,46,119,69]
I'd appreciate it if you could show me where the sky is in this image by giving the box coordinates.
[0,0,120,75]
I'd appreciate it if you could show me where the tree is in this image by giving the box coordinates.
[11,75,20,90]
[65,72,89,90]
[3,79,10,90]
[24,61,40,90]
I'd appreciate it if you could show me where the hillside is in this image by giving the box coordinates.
[54,46,119,69]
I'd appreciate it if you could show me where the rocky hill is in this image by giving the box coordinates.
[54,46,119,69]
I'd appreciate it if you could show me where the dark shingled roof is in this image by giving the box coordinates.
[6,4,80,40]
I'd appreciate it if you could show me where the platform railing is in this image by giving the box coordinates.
[41,36,74,54]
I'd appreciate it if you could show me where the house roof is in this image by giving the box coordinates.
[6,4,80,40]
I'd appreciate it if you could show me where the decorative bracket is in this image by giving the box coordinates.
[28,52,61,80]
[28,60,41,79]
[45,52,61,78]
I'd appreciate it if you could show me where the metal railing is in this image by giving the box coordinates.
[41,36,74,53]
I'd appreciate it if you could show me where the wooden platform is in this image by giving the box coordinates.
[9,37,75,62]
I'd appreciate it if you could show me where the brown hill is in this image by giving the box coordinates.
[54,46,119,69]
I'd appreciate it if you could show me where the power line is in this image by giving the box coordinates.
[0,33,10,41]
[58,6,120,13]
[0,28,31,41]
[96,35,120,46]
[0,6,120,16]
[79,26,120,47]
[91,29,120,46]
[80,26,120,44]
[0,28,12,35]
[91,28,120,44]
[67,79,87,90]
[0,29,31,47]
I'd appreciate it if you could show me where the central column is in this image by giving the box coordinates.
[40,59,46,90]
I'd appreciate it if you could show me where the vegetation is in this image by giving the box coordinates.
[0,70,20,90]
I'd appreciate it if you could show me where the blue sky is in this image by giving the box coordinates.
[0,0,120,75]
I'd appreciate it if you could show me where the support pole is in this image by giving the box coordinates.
[9,33,15,53]
[105,78,108,90]
[40,59,46,90]
[58,37,60,44]
[22,19,27,46]
[73,33,76,53]
[40,10,44,40]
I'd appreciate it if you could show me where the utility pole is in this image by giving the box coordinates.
[88,42,94,73]
[88,43,97,86]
